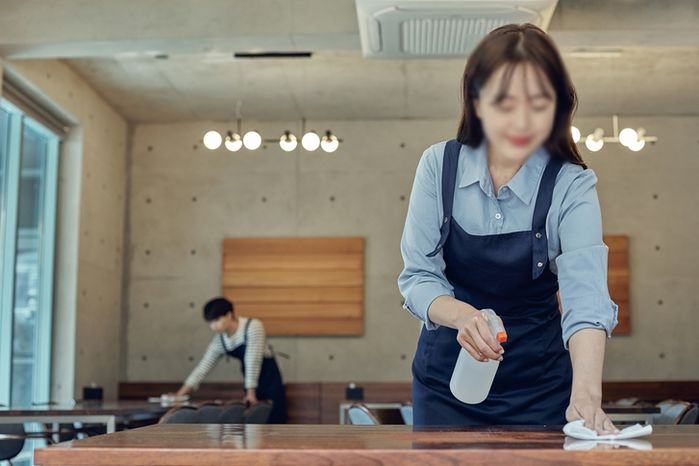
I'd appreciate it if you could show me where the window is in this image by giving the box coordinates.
[0,99,59,410]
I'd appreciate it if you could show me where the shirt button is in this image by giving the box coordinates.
[537,261,544,268]
[495,213,502,220]
[535,232,542,239]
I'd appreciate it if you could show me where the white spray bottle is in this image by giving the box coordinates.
[449,308,507,404]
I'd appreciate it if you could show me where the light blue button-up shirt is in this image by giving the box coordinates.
[398,139,619,350]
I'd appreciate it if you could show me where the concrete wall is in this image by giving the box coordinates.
[4,60,129,401]
[125,116,698,386]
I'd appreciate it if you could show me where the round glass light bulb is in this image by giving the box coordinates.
[203,130,222,150]
[243,130,262,150]
[279,132,297,152]
[619,128,638,147]
[321,133,339,153]
[571,126,581,143]
[224,132,242,152]
[301,131,321,151]
[585,134,604,152]
[627,138,645,152]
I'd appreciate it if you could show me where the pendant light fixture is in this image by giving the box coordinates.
[202,117,342,153]
[572,115,656,153]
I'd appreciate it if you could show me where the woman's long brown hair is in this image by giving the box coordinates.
[456,23,587,169]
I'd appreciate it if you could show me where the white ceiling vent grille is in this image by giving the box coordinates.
[355,0,559,59]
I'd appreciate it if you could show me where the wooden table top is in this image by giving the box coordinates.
[35,424,699,466]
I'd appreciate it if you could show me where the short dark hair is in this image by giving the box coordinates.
[203,297,234,321]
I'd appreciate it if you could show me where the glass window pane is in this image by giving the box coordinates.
[10,122,50,406]
[0,107,8,242]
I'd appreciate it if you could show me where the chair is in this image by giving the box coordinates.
[159,406,200,424]
[244,401,273,424]
[197,405,226,423]
[1,424,57,464]
[218,403,245,423]
[681,404,699,425]
[653,400,699,424]
[399,403,413,425]
[347,403,380,425]
[0,424,25,464]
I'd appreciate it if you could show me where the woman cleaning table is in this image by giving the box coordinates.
[398,23,619,434]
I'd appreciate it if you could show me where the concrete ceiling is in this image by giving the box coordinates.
[1,0,697,123]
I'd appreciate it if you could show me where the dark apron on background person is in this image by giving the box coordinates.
[412,139,572,426]
[221,319,288,423]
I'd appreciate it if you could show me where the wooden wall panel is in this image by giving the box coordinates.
[222,237,364,336]
[604,235,630,335]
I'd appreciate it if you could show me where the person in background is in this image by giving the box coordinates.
[173,297,287,423]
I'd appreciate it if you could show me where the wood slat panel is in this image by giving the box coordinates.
[263,318,363,336]
[236,303,363,320]
[222,237,364,336]
[608,269,630,281]
[604,235,629,251]
[608,284,630,301]
[224,254,363,271]
[223,287,363,303]
[223,237,364,255]
[615,300,631,334]
[604,235,630,336]
[608,252,629,269]
[223,270,364,288]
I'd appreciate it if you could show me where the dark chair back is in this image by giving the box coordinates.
[680,404,698,424]
[244,401,273,424]
[160,406,200,424]
[219,403,245,423]
[0,424,26,462]
[198,405,226,423]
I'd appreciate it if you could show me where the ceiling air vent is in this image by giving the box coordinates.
[355,0,558,58]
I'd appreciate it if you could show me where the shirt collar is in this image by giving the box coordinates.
[458,140,550,206]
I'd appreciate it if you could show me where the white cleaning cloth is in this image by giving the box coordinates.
[563,419,653,440]
[563,437,653,451]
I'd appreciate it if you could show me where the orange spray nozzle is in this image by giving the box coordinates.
[482,309,507,344]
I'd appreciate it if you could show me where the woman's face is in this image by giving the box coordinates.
[473,62,556,163]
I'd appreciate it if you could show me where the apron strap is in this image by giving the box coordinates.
[243,318,252,346]
[220,318,253,354]
[530,157,564,279]
[426,139,461,257]
[219,333,228,353]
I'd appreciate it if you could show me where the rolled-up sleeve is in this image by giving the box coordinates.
[555,168,619,350]
[398,146,454,330]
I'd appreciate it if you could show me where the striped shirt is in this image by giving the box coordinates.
[184,317,272,390]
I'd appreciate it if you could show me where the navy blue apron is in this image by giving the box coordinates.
[411,139,572,426]
[221,319,288,423]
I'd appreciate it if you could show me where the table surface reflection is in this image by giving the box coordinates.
[35,423,699,466]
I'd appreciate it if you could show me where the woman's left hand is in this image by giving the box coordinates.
[566,396,619,435]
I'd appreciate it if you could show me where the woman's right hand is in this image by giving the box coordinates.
[456,308,505,362]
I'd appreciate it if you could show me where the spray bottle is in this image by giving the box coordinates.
[449,308,507,404]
